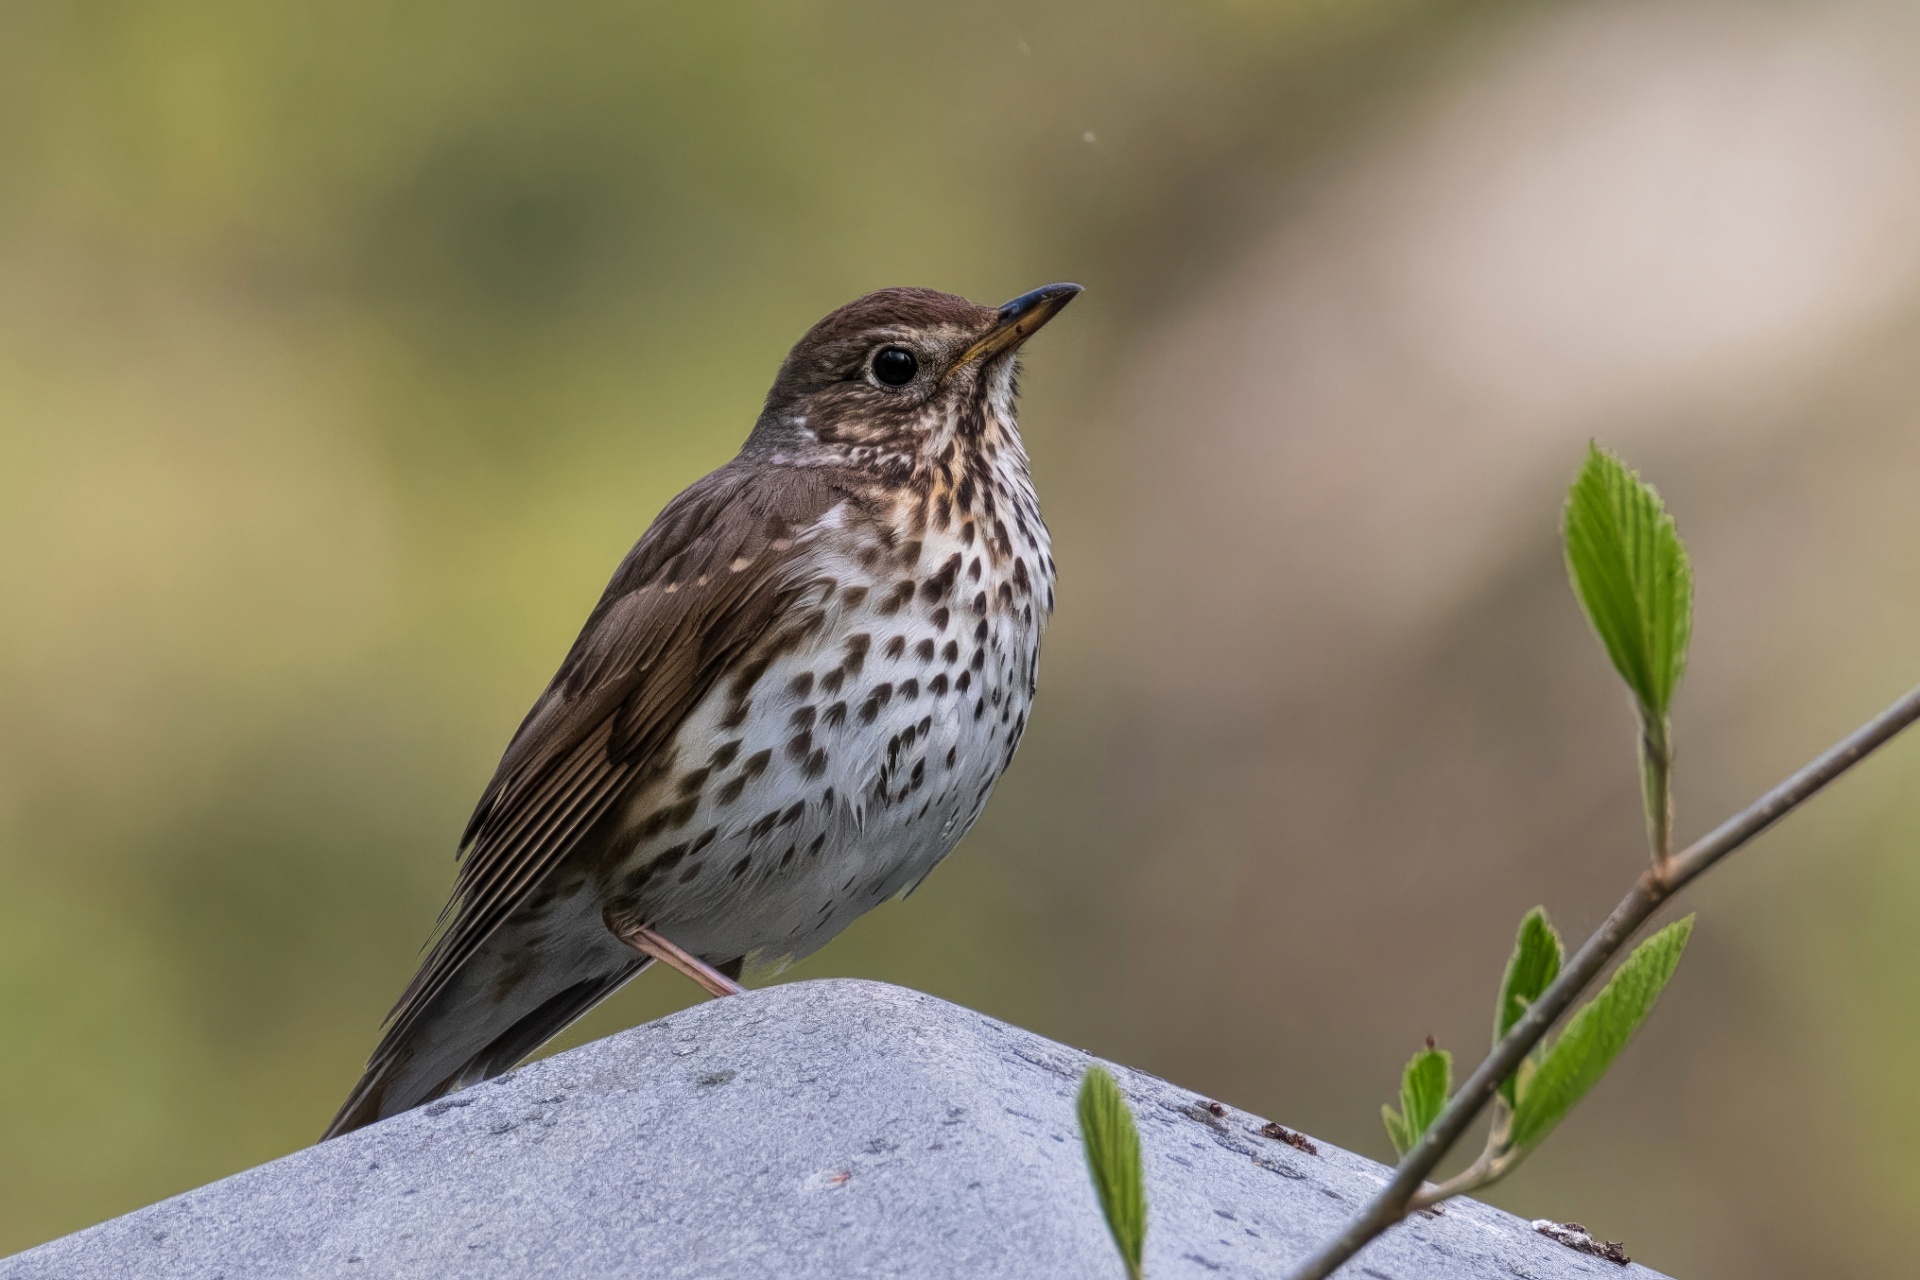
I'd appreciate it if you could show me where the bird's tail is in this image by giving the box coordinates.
[322,957,645,1140]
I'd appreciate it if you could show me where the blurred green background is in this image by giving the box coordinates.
[5,0,1920,1274]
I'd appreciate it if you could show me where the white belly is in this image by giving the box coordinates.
[602,518,1047,977]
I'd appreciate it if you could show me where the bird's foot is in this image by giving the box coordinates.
[605,911,745,999]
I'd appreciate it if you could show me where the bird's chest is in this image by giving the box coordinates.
[806,511,1051,832]
[605,482,1053,964]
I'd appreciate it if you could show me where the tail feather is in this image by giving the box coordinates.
[322,956,645,1141]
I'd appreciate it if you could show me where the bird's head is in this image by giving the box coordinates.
[748,283,1081,475]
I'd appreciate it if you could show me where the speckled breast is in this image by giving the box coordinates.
[601,469,1054,977]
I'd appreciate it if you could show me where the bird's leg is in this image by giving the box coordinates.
[606,911,744,998]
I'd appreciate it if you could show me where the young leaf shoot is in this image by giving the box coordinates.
[1283,441,1920,1280]
[1494,907,1564,1105]
[1509,917,1694,1153]
[1078,1066,1148,1280]
[1562,445,1693,725]
[1381,1045,1452,1157]
[1563,444,1695,864]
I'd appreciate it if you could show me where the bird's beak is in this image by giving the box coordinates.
[952,282,1083,373]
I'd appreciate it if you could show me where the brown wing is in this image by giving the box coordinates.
[368,459,853,1063]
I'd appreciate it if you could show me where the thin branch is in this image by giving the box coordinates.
[1406,1150,1506,1211]
[1284,681,1920,1280]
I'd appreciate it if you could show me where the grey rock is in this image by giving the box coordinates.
[3,980,1666,1279]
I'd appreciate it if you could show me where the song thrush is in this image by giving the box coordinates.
[324,283,1079,1137]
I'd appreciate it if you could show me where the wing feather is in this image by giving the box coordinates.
[360,461,849,1076]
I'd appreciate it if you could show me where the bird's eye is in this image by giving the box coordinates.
[871,346,918,387]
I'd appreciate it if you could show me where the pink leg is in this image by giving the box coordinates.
[608,914,744,998]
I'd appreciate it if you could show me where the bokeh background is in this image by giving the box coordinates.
[5,0,1920,1273]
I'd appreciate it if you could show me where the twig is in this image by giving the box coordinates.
[1285,681,1920,1280]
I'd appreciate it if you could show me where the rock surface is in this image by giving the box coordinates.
[2,980,1667,1279]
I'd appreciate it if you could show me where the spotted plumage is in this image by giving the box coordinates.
[324,283,1077,1138]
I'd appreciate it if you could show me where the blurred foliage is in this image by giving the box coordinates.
[5,3,1920,1278]
[0,0,1441,1248]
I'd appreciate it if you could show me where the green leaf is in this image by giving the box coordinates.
[1494,908,1564,1105]
[1562,444,1693,723]
[1380,1103,1410,1157]
[1381,1045,1452,1157]
[1078,1066,1147,1279]
[1509,917,1694,1152]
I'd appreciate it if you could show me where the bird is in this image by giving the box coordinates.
[323,282,1080,1138]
